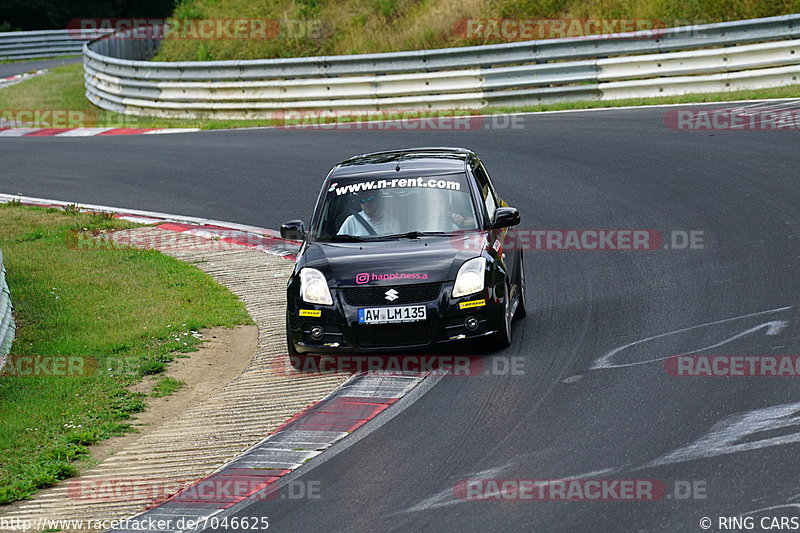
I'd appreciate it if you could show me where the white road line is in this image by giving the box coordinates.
[741,503,800,518]
[591,306,793,370]
[729,100,800,113]
[114,215,166,224]
[400,466,617,513]
[145,128,200,134]
[55,128,115,137]
[643,401,800,468]
[0,193,282,238]
[400,463,517,513]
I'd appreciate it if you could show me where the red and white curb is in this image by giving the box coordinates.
[106,372,431,532]
[0,70,46,90]
[0,193,299,258]
[0,127,199,137]
[1,193,441,533]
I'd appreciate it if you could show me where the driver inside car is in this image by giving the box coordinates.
[337,191,400,236]
[449,210,476,228]
[448,193,476,229]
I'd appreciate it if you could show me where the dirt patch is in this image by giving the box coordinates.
[89,325,258,465]
[0,324,257,520]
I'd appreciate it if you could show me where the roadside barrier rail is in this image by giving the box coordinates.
[1,29,110,61]
[81,14,800,118]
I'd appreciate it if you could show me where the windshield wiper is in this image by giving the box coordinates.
[320,232,452,242]
[378,231,451,239]
[322,234,371,242]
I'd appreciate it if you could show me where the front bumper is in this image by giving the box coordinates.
[287,282,506,354]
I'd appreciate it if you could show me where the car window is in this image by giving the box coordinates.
[472,162,498,221]
[313,173,479,240]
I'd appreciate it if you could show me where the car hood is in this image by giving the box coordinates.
[299,232,488,288]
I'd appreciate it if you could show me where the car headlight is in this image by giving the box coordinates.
[300,267,333,305]
[453,257,486,298]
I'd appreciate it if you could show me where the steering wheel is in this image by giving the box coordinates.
[421,212,460,232]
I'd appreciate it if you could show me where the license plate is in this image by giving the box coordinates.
[358,305,427,324]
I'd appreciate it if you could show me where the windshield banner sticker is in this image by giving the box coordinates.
[330,177,462,196]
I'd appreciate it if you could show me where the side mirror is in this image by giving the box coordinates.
[280,220,306,241]
[491,207,520,229]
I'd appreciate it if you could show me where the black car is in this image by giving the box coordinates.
[281,147,525,362]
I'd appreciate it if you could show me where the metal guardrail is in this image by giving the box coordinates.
[83,14,800,119]
[0,29,109,61]
[0,248,15,371]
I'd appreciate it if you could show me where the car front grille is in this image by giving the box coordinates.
[355,321,434,348]
[342,282,442,306]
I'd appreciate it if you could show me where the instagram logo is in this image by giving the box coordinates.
[355,272,370,284]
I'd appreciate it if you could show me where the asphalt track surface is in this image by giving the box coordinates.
[0,57,81,78]
[3,106,800,532]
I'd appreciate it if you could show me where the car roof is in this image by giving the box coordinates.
[330,147,475,178]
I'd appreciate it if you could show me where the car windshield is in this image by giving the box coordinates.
[313,173,479,241]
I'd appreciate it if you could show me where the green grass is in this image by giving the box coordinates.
[1,62,798,131]
[0,55,80,65]
[0,63,207,130]
[151,376,185,397]
[154,0,800,61]
[0,205,252,504]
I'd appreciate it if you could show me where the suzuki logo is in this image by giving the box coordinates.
[385,288,399,301]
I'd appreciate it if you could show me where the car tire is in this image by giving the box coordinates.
[287,317,320,371]
[495,281,513,348]
[287,329,298,357]
[515,252,527,319]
